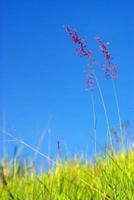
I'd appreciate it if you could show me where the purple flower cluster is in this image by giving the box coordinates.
[65,25,119,91]
[96,37,112,64]
[65,25,95,91]
[96,37,118,80]
[65,25,93,60]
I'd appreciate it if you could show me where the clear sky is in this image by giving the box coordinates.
[0,0,134,163]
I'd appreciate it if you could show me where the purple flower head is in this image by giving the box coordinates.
[96,36,118,80]
[65,25,95,91]
[65,25,93,60]
[96,36,112,64]
[65,25,119,91]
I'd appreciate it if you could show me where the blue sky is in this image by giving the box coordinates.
[0,0,134,163]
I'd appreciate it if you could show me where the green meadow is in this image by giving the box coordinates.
[0,148,134,200]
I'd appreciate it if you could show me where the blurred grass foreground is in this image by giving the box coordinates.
[0,149,134,200]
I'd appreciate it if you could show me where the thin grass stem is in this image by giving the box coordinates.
[94,73,113,147]
[1,130,56,165]
[112,80,123,150]
[33,115,52,162]
[91,94,97,158]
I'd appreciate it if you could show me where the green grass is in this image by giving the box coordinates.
[0,150,134,200]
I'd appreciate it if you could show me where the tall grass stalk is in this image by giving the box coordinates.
[112,80,123,150]
[94,73,113,147]
[91,94,97,158]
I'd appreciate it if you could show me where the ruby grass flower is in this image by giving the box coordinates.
[65,25,119,91]
[96,36,118,80]
[65,25,95,91]
[65,25,93,60]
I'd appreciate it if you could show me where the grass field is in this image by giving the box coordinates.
[0,148,134,200]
